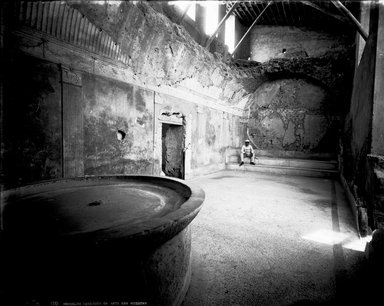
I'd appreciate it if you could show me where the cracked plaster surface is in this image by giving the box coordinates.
[70,1,354,112]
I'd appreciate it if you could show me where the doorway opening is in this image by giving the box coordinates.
[162,123,185,179]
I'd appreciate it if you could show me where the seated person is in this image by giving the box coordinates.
[240,139,256,166]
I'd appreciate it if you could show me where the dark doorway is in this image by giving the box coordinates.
[162,124,185,179]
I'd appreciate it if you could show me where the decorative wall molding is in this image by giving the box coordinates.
[158,112,183,126]
[11,27,243,116]
[61,66,82,86]
[14,1,129,65]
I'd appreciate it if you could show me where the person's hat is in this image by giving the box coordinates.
[245,139,250,142]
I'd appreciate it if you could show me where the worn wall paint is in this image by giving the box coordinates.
[7,2,354,113]
[63,75,84,178]
[70,1,354,109]
[250,26,352,63]
[155,93,241,178]
[82,73,154,175]
[3,1,355,184]
[246,78,339,153]
[2,55,62,188]
[4,35,243,184]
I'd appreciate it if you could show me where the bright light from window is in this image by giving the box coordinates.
[225,15,235,54]
[343,235,372,252]
[204,1,218,36]
[302,229,372,252]
[302,229,349,245]
[169,1,196,21]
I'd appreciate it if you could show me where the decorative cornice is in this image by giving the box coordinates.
[11,26,243,116]
[13,1,129,64]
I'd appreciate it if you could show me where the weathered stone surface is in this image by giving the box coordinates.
[82,73,154,176]
[250,26,353,62]
[246,78,338,152]
[69,1,354,111]
[3,1,355,184]
[283,121,296,147]
[233,49,354,108]
[303,115,330,150]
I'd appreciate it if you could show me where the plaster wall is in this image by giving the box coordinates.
[2,55,62,188]
[2,1,249,186]
[80,71,242,178]
[5,1,354,114]
[2,48,242,186]
[250,26,351,63]
[2,1,354,187]
[246,78,339,153]
[82,74,154,176]
[154,93,242,179]
[67,0,256,107]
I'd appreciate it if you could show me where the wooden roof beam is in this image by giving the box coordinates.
[292,0,302,26]
[279,1,290,25]
[205,2,240,48]
[232,1,272,55]
[177,2,192,24]
[299,1,348,23]
[237,4,252,24]
[274,2,285,25]
[331,0,368,40]
[243,2,256,20]
[248,2,260,20]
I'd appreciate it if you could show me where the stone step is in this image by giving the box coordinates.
[227,156,338,170]
[226,148,337,161]
[226,163,338,178]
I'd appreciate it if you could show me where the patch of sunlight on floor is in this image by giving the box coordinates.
[343,236,372,252]
[302,229,349,245]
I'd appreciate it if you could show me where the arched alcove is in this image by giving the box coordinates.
[244,77,340,153]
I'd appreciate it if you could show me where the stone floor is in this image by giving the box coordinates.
[183,171,375,306]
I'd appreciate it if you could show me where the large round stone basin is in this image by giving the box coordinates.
[0,175,205,305]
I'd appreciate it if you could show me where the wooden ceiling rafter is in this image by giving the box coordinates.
[205,2,240,48]
[269,2,281,26]
[262,2,276,25]
[292,0,303,26]
[178,2,192,24]
[232,0,273,55]
[238,4,253,23]
[251,1,264,22]
[285,0,296,25]
[278,1,287,25]
[243,2,256,20]
[331,0,368,40]
[235,5,246,21]
[248,2,261,21]
[299,1,348,23]
[274,2,286,26]
[220,0,362,43]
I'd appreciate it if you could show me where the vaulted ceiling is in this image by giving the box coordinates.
[226,0,360,33]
